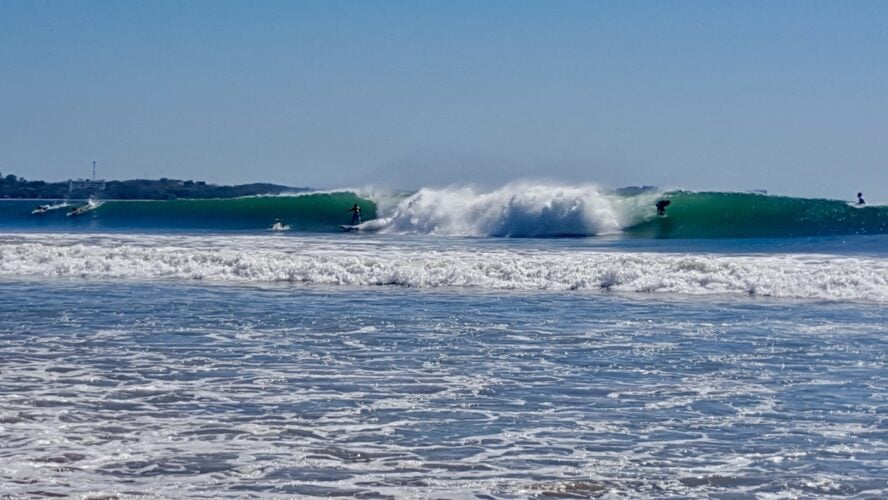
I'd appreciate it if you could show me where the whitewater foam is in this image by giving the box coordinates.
[1,233,886,302]
[372,183,660,237]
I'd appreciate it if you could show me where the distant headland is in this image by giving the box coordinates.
[0,172,310,200]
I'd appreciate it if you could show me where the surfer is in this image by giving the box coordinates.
[857,192,866,205]
[655,199,671,217]
[271,218,289,231]
[346,203,362,225]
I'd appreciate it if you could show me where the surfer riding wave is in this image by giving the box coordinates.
[347,203,362,225]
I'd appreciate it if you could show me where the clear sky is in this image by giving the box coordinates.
[1,0,886,198]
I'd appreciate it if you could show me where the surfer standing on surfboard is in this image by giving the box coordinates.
[347,203,362,225]
[857,192,866,205]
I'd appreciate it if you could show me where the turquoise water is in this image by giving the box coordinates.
[1,188,887,497]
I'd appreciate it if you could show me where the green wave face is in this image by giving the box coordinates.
[105,193,377,231]
[626,192,888,238]
[1,193,376,232]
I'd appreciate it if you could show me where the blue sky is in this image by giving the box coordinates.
[1,0,886,198]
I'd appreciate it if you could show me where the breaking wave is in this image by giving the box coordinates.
[372,183,655,237]
[2,183,887,238]
[370,184,888,238]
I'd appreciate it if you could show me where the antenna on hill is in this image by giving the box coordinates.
[68,160,106,195]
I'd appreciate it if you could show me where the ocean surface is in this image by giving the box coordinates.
[1,186,887,498]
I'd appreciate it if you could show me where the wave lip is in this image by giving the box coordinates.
[1,235,886,302]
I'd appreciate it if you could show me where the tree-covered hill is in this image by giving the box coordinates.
[0,172,309,199]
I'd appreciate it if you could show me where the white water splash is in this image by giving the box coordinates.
[371,183,659,237]
[1,233,886,302]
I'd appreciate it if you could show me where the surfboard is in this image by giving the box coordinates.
[339,224,360,232]
[32,202,68,215]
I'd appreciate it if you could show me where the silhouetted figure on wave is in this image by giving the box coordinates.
[347,203,362,225]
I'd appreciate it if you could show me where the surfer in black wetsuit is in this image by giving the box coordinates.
[347,203,362,225]
[655,199,671,216]
[857,192,866,205]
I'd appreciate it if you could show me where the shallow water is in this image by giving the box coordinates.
[1,278,886,498]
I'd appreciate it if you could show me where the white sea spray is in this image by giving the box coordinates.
[374,182,659,236]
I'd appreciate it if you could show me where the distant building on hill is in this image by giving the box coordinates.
[68,160,105,196]
[68,178,106,196]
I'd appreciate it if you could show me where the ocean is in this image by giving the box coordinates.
[1,185,887,498]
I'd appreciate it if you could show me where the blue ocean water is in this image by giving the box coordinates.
[1,189,887,497]
[1,278,886,497]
